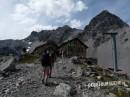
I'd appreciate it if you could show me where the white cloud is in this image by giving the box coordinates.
[0,0,87,40]
[13,0,87,24]
[13,4,36,25]
[75,1,88,11]
[27,0,87,18]
[70,19,82,28]
[29,24,58,32]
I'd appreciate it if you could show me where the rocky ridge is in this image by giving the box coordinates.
[79,10,129,47]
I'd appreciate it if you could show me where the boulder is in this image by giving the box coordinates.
[0,56,16,73]
[53,83,71,97]
[96,76,102,80]
[16,77,25,87]
[0,76,3,80]
[76,66,82,77]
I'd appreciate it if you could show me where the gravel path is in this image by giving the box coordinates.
[0,58,85,97]
[0,58,130,97]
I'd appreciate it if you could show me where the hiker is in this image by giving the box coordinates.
[41,50,52,85]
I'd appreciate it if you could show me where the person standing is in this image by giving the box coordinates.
[41,50,51,85]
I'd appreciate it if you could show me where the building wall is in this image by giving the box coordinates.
[33,44,57,56]
[59,39,87,57]
[97,36,130,75]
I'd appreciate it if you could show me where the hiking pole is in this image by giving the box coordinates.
[103,32,118,72]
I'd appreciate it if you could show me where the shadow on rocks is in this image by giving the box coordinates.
[44,81,59,87]
[1,68,21,77]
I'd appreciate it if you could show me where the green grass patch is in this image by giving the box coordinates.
[112,89,130,97]
[80,64,88,69]
[126,82,130,87]
[18,53,38,64]
[102,74,117,81]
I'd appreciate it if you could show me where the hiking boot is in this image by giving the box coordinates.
[42,79,44,84]
[45,82,49,86]
[49,75,52,78]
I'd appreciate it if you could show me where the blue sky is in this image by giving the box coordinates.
[0,0,130,40]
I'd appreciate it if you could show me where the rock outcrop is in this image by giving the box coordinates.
[0,56,16,73]
[53,83,71,97]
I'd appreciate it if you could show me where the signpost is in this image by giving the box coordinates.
[104,32,118,72]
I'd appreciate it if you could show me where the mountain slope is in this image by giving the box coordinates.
[78,10,130,75]
[0,39,27,55]
[25,25,82,44]
[0,25,81,55]
[79,10,129,46]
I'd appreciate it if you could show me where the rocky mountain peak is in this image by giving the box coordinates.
[86,10,128,30]
[30,31,38,36]
[79,10,129,46]
[97,10,113,17]
[85,10,129,31]
[84,10,129,35]
[57,25,72,31]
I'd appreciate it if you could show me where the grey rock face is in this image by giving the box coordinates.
[79,10,129,46]
[0,56,16,73]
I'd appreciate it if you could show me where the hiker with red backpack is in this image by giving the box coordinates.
[41,50,55,85]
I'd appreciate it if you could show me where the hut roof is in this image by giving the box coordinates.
[28,38,88,54]
[59,38,88,48]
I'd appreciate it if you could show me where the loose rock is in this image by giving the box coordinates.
[53,83,71,97]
